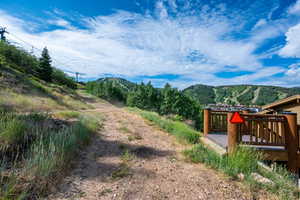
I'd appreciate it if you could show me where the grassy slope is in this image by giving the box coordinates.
[0,65,93,112]
[0,65,105,199]
[183,84,300,105]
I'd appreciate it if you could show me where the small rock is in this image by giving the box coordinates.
[238,173,245,181]
[251,173,274,185]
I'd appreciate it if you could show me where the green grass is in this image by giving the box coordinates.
[0,111,102,199]
[0,117,27,150]
[184,144,298,200]
[127,107,200,144]
[54,111,80,119]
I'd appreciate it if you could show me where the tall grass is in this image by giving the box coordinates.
[0,111,101,199]
[128,107,200,144]
[184,144,298,200]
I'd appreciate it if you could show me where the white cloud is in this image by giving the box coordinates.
[47,19,73,29]
[288,0,300,15]
[253,19,267,30]
[279,23,300,57]
[0,1,296,88]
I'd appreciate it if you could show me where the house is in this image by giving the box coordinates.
[261,94,300,124]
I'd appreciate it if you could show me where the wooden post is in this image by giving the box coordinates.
[284,113,298,173]
[242,110,249,134]
[204,109,211,136]
[228,112,238,154]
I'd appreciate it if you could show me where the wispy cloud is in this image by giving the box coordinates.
[288,0,300,15]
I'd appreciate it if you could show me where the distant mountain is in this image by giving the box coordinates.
[93,78,300,106]
[96,77,136,92]
[183,84,300,106]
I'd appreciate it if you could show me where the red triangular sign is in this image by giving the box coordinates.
[230,112,245,124]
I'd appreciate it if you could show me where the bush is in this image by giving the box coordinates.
[52,69,77,89]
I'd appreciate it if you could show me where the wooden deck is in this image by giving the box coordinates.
[207,132,285,151]
[203,109,300,172]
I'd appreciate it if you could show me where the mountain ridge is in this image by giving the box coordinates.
[93,78,300,106]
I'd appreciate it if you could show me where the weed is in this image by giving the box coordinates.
[111,163,131,180]
[121,149,135,162]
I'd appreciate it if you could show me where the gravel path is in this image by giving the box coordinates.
[48,100,273,200]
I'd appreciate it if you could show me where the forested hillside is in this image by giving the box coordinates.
[86,80,203,129]
[87,78,300,106]
[183,84,300,105]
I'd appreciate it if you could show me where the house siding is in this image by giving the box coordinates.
[273,103,300,125]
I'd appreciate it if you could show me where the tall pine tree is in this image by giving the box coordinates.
[38,47,53,82]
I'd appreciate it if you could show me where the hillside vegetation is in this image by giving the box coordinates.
[88,78,300,107]
[0,41,102,199]
[0,41,91,112]
[183,84,300,105]
[86,81,203,129]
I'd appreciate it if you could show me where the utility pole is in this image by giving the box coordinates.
[0,27,7,41]
[75,72,79,82]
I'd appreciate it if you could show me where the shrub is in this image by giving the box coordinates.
[52,69,77,89]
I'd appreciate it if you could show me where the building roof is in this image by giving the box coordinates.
[262,94,300,110]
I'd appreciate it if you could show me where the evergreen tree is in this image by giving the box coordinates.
[38,47,53,82]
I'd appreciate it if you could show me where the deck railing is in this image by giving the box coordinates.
[237,114,286,146]
[210,111,227,132]
[203,109,299,172]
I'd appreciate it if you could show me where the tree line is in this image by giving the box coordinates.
[0,41,77,89]
[86,81,203,130]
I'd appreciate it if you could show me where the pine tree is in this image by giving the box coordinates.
[38,47,53,82]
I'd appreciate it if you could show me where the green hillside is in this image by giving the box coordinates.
[89,78,300,106]
[96,77,137,92]
[183,84,300,106]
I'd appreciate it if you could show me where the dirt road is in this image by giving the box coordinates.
[48,100,263,200]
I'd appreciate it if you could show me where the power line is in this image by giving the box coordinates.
[5,29,86,80]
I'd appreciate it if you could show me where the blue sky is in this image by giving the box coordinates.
[1,0,300,88]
